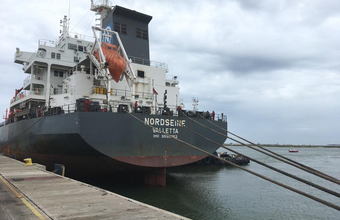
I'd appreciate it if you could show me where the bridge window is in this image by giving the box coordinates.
[136,28,148,40]
[56,53,61,59]
[68,43,77,50]
[78,45,84,52]
[114,22,127,35]
[51,52,56,59]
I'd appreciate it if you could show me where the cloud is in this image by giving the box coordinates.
[0,0,339,144]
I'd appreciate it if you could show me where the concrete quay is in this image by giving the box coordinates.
[0,154,188,220]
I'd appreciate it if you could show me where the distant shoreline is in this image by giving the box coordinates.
[223,144,340,148]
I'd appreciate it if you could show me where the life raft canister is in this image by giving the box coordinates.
[94,43,126,83]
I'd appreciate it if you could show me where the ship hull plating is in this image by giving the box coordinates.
[0,112,227,176]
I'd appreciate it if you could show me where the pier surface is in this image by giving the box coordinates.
[0,154,187,220]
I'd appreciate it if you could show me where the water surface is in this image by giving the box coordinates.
[85,147,340,219]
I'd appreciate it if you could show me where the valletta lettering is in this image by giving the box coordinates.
[144,118,186,139]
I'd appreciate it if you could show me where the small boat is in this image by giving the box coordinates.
[289,148,299,153]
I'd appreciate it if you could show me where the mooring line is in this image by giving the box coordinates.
[184,114,340,185]
[183,125,340,198]
[128,113,340,211]
[200,114,340,184]
[0,117,45,152]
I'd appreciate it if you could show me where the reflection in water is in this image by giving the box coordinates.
[80,147,340,220]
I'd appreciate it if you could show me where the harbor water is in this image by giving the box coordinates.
[83,147,340,220]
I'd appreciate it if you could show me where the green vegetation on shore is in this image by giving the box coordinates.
[224,144,340,148]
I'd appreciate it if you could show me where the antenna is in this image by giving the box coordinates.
[60,15,69,39]
[192,97,199,113]
[90,0,112,43]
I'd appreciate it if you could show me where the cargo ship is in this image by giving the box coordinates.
[0,1,227,186]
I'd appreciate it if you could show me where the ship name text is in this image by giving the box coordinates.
[144,118,186,139]
[144,118,186,127]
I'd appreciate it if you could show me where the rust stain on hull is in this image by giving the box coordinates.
[113,155,207,167]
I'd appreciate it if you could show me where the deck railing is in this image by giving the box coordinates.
[128,56,168,71]
[10,89,45,104]
[23,75,31,87]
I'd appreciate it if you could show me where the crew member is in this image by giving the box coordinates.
[85,99,90,112]
[212,111,215,121]
[177,105,182,117]
[38,106,42,117]
[134,101,138,112]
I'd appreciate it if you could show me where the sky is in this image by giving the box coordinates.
[0,0,339,145]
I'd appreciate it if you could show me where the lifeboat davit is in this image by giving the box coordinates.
[94,43,126,82]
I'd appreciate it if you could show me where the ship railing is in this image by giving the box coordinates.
[91,0,112,9]
[215,113,227,122]
[23,74,42,87]
[33,75,43,81]
[92,87,154,100]
[135,91,154,100]
[23,75,31,87]
[24,49,47,71]
[24,39,58,69]
[10,90,30,104]
[10,89,46,104]
[25,52,37,70]
[68,32,94,42]
[39,39,58,47]
[163,108,227,122]
[165,75,179,87]
[128,56,168,72]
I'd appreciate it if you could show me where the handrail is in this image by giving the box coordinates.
[23,75,31,87]
[23,74,43,87]
[10,89,45,104]
[39,39,58,47]
[92,87,154,100]
[91,0,112,8]
[128,55,168,71]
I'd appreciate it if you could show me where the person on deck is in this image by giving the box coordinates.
[134,101,138,112]
[85,99,90,112]
[177,105,182,117]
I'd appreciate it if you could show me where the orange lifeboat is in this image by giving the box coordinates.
[94,43,126,83]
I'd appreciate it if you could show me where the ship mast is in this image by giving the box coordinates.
[90,0,112,43]
[60,15,69,39]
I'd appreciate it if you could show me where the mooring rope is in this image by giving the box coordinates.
[199,114,340,184]
[184,114,340,185]
[183,125,340,198]
[127,113,340,211]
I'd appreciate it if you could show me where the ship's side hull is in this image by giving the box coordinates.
[0,112,227,175]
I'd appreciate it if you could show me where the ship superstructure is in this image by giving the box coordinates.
[0,1,227,186]
[12,1,180,116]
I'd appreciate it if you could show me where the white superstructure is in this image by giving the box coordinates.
[11,1,181,116]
